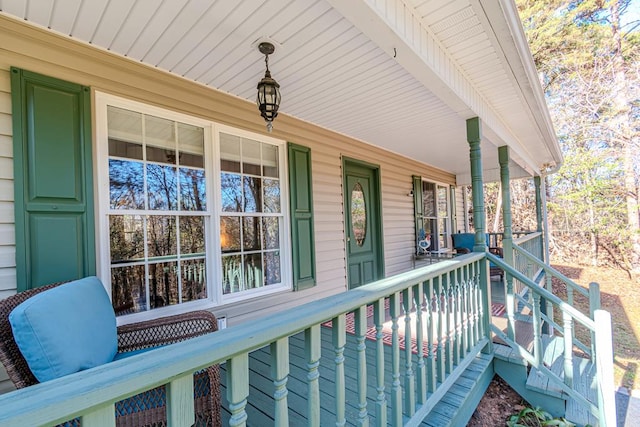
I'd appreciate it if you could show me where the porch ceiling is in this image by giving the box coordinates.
[0,0,561,183]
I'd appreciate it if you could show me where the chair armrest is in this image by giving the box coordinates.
[117,310,218,353]
[489,247,503,258]
[454,247,471,254]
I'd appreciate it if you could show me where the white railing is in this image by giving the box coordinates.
[0,253,491,427]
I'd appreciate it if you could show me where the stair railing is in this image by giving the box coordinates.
[487,252,616,427]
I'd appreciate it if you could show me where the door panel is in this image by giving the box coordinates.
[344,160,382,289]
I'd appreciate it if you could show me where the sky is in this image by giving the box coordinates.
[623,0,640,30]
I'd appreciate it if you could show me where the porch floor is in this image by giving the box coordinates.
[219,326,492,426]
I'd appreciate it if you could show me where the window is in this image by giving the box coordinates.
[414,179,452,252]
[96,94,290,319]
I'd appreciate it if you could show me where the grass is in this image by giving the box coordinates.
[550,263,640,390]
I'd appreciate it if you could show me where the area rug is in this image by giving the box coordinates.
[321,301,507,355]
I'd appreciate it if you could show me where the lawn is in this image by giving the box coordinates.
[551,263,640,391]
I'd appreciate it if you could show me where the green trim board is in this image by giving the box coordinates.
[10,68,96,291]
[342,157,384,288]
[287,142,316,291]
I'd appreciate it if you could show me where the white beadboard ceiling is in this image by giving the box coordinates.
[0,0,561,183]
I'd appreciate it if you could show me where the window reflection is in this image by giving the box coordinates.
[149,262,179,308]
[180,168,206,211]
[220,217,241,252]
[110,215,144,263]
[222,255,242,294]
[180,216,205,255]
[263,179,280,213]
[181,258,207,302]
[109,159,144,209]
[244,253,263,289]
[264,252,281,285]
[243,217,261,251]
[221,173,242,212]
[243,176,262,212]
[111,265,146,316]
[351,183,367,246]
[262,217,279,249]
[147,216,177,258]
[147,164,177,210]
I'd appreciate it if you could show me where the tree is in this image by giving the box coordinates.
[516,0,640,278]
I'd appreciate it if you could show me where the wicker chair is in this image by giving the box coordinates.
[0,282,221,427]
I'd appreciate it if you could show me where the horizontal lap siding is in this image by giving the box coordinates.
[0,18,455,328]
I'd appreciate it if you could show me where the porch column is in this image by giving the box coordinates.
[467,117,492,354]
[534,176,543,234]
[466,117,487,252]
[499,147,516,342]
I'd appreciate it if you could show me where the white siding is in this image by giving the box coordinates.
[0,22,455,327]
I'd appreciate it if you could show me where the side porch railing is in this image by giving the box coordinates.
[488,247,617,426]
[0,253,492,427]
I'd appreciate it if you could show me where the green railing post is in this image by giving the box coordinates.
[413,284,427,404]
[534,176,549,333]
[373,299,388,426]
[227,353,249,427]
[402,288,415,416]
[167,374,195,427]
[81,404,115,427]
[271,338,290,427]
[332,314,347,427]
[354,306,369,427]
[305,325,321,427]
[426,279,437,393]
[389,293,402,426]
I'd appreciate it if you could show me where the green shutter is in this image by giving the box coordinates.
[288,143,316,290]
[11,68,95,291]
[412,175,423,253]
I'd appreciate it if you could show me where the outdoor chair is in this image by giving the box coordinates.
[452,232,504,279]
[0,277,221,427]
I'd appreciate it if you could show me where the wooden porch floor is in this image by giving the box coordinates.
[219,326,492,426]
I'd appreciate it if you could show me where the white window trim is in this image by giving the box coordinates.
[422,179,453,251]
[94,92,292,325]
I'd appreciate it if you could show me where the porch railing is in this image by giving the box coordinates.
[0,253,491,427]
[488,251,616,427]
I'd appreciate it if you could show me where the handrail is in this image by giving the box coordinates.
[0,253,489,426]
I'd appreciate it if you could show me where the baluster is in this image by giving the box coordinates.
[435,276,445,382]
[227,353,250,427]
[305,325,321,427]
[475,261,484,339]
[81,404,115,427]
[271,338,289,427]
[332,314,347,427]
[460,271,469,357]
[414,283,427,404]
[373,299,387,426]
[532,292,543,369]
[390,293,402,426]
[426,278,437,393]
[402,288,415,416]
[563,312,574,389]
[464,264,474,348]
[444,274,453,374]
[506,259,516,343]
[354,306,369,427]
[453,274,462,366]
[470,262,479,345]
[167,374,195,427]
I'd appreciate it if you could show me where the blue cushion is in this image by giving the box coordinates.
[9,277,117,382]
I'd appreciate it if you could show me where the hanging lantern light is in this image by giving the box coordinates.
[256,42,281,132]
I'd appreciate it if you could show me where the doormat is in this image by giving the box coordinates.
[321,301,507,355]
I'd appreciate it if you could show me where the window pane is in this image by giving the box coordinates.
[437,186,448,218]
[145,114,175,159]
[111,264,146,316]
[220,133,241,172]
[220,216,241,252]
[243,176,262,212]
[242,139,261,175]
[147,164,177,210]
[423,182,436,218]
[149,262,179,308]
[108,106,142,148]
[263,179,280,213]
[109,159,144,209]
[180,168,206,211]
[263,144,279,177]
[351,182,366,246]
[110,215,144,263]
[262,217,280,249]
[264,252,281,285]
[244,253,263,289]
[147,216,177,258]
[180,216,205,255]
[243,216,262,251]
[221,173,242,212]
[222,255,242,294]
[181,258,207,302]
[178,122,204,168]
[109,139,142,160]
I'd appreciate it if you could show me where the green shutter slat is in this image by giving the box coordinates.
[412,175,423,254]
[288,143,316,290]
[11,68,95,291]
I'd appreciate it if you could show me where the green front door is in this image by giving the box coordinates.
[344,159,383,289]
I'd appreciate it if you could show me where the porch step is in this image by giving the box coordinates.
[526,335,566,398]
[419,352,494,427]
